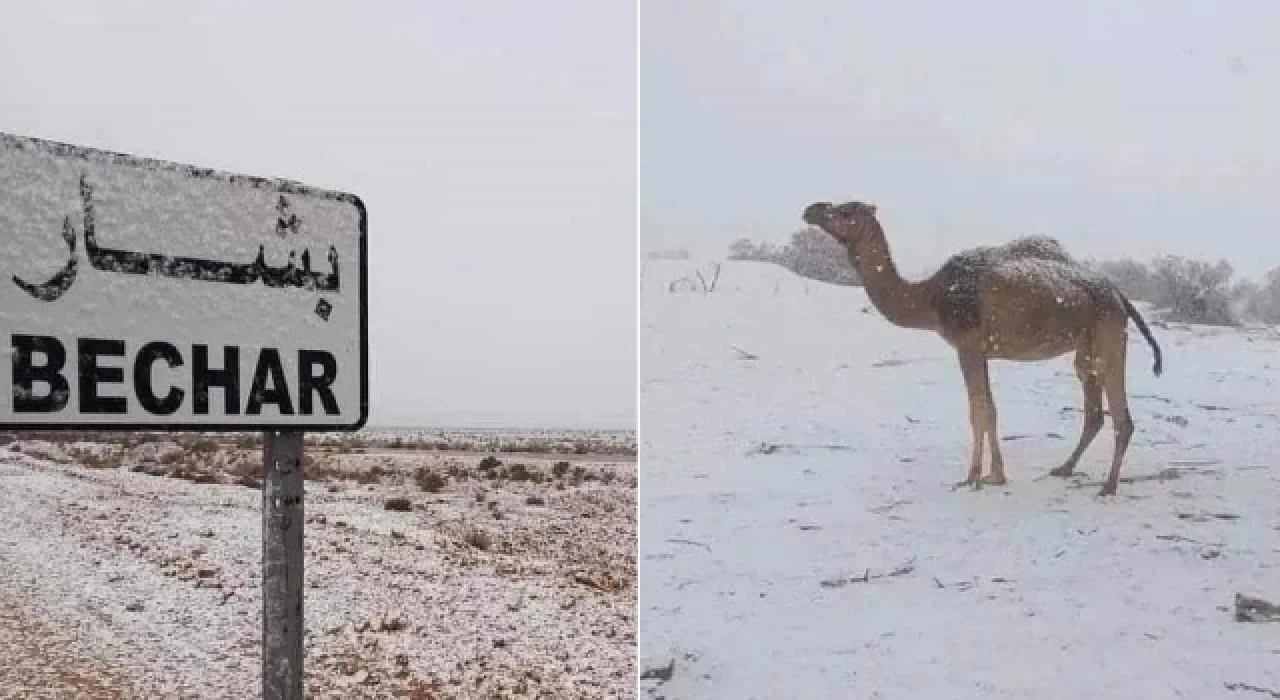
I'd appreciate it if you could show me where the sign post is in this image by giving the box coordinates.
[1,132,368,699]
[263,430,305,699]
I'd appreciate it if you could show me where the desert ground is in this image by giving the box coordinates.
[0,427,635,699]
[639,260,1280,700]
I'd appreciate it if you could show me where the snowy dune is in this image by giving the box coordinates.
[639,260,1280,700]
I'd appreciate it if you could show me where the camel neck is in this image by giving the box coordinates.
[848,219,938,330]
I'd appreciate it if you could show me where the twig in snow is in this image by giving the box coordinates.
[1224,681,1280,698]
[1068,466,1219,489]
[1156,534,1224,547]
[752,442,853,455]
[869,499,910,515]
[667,538,712,553]
[932,577,1002,591]
[695,264,721,293]
[730,345,758,361]
[1176,512,1240,522]
[821,558,916,588]
[889,560,918,577]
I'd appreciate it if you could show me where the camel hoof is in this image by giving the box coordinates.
[980,473,1007,486]
[1048,465,1074,478]
[1098,484,1117,497]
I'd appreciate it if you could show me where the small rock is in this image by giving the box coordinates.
[125,601,145,612]
[641,660,675,681]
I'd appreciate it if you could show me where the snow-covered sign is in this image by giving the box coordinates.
[0,132,367,430]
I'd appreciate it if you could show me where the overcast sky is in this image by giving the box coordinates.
[641,0,1280,280]
[0,1,636,429]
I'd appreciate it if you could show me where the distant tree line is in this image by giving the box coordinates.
[728,228,1280,327]
[728,228,861,287]
[1089,255,1280,327]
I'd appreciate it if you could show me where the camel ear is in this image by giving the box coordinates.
[864,203,877,216]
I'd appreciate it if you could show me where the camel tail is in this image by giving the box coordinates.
[1120,294,1163,377]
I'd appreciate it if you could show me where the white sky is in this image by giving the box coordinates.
[641,0,1280,281]
[0,1,636,429]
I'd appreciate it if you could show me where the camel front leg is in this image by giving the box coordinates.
[979,360,1007,485]
[957,352,992,489]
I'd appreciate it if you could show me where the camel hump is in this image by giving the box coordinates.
[1003,235,1071,262]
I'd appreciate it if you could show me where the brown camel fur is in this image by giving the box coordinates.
[802,200,1163,496]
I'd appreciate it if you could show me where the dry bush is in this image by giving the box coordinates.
[384,497,413,512]
[228,453,257,478]
[167,468,215,483]
[182,437,220,453]
[69,446,125,470]
[414,467,448,493]
[228,454,260,488]
[17,442,68,464]
[378,616,407,633]
[303,454,344,482]
[355,465,387,485]
[445,461,469,481]
[507,463,543,483]
[463,527,493,551]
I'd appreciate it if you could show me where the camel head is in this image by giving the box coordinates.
[802,200,879,246]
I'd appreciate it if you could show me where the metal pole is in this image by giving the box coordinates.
[263,430,305,699]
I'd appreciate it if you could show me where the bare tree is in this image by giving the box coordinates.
[1149,255,1238,326]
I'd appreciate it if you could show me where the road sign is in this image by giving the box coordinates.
[0,132,368,430]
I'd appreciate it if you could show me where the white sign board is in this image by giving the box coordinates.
[0,132,367,430]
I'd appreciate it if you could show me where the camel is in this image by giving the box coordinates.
[802,200,1163,496]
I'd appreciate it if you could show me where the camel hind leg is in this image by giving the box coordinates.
[1050,340,1105,478]
[1097,322,1135,496]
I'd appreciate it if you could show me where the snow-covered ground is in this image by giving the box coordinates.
[0,430,635,699]
[639,260,1280,700]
